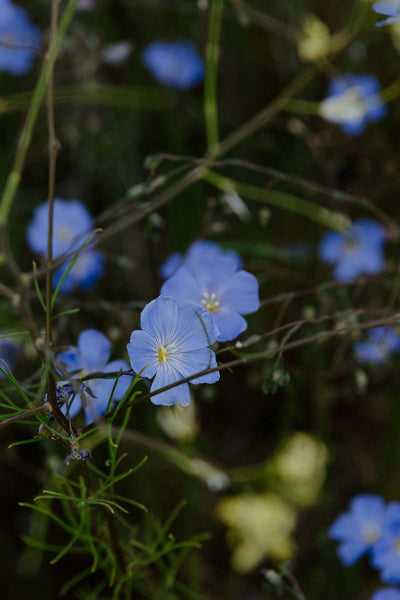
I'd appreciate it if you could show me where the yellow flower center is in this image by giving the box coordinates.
[201,292,220,313]
[157,345,169,363]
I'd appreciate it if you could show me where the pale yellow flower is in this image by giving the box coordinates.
[274,432,328,506]
[216,493,297,573]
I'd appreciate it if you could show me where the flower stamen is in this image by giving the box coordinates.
[201,292,220,313]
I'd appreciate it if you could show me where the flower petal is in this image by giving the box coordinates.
[173,347,220,384]
[174,304,219,350]
[161,267,202,305]
[127,330,158,379]
[189,256,237,292]
[78,329,111,371]
[220,270,259,315]
[140,296,179,342]
[214,310,248,342]
[150,364,191,406]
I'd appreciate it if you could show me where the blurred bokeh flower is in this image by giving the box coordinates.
[297,14,332,62]
[329,494,387,565]
[355,327,400,365]
[371,588,400,600]
[216,493,297,573]
[0,334,19,377]
[373,1,400,27]
[319,73,387,135]
[57,329,131,422]
[0,0,41,75]
[156,399,199,440]
[101,40,133,66]
[128,296,219,406]
[273,432,328,506]
[161,255,259,342]
[27,198,105,293]
[318,218,387,283]
[159,239,243,280]
[142,40,204,89]
[371,503,400,583]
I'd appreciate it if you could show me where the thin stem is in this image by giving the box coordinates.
[204,0,224,152]
[0,0,79,225]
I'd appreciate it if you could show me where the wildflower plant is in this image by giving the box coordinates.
[2,0,400,598]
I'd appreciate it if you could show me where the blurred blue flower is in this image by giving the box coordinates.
[127,296,219,407]
[355,327,400,365]
[161,255,260,342]
[27,198,105,293]
[0,0,41,75]
[57,329,131,423]
[142,40,204,89]
[371,589,400,600]
[0,334,19,377]
[318,219,387,283]
[373,1,400,27]
[329,494,387,565]
[319,74,387,135]
[159,239,243,280]
[371,503,400,583]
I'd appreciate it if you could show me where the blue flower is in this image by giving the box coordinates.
[371,589,400,600]
[371,504,400,583]
[355,327,400,365]
[0,0,41,75]
[373,1,400,27]
[0,334,19,377]
[318,219,387,283]
[27,198,105,293]
[161,255,260,342]
[142,40,204,89]
[127,296,219,407]
[159,239,243,280]
[319,74,387,135]
[328,494,387,565]
[57,329,131,423]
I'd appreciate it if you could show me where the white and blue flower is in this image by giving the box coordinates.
[127,296,219,407]
[329,494,388,565]
[57,329,131,422]
[161,255,259,342]
[319,219,387,283]
[27,198,105,293]
[319,74,387,135]
[355,327,400,365]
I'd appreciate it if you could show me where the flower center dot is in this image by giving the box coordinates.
[201,292,220,313]
[362,523,380,544]
[158,345,169,363]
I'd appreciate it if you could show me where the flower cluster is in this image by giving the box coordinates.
[373,1,400,27]
[57,329,131,423]
[319,73,387,135]
[329,494,400,598]
[355,327,400,365]
[0,0,41,75]
[318,218,387,283]
[27,198,105,293]
[142,40,204,89]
